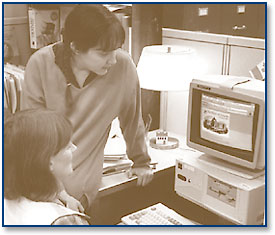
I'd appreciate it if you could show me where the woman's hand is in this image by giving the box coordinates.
[127,166,154,186]
[58,190,85,213]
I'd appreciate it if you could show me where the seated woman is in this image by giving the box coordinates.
[4,109,89,225]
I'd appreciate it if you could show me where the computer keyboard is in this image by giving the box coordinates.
[121,203,196,225]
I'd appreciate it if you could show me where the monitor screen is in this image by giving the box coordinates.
[189,88,259,164]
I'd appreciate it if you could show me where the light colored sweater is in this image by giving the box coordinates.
[22,44,151,206]
[4,197,88,225]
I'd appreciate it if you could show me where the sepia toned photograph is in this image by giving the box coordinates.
[3,2,266,227]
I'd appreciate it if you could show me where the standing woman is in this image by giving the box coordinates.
[4,109,89,225]
[22,4,153,211]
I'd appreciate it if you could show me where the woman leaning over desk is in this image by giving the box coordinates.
[22,4,153,214]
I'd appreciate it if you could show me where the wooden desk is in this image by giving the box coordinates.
[89,132,236,225]
[99,134,181,197]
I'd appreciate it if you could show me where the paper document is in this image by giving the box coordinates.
[103,159,133,176]
[104,135,126,156]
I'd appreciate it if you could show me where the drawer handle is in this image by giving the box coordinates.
[232,25,247,30]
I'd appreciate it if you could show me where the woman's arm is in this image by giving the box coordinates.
[57,189,84,213]
[51,214,89,225]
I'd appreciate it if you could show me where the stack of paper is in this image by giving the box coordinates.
[103,120,131,175]
[104,136,126,157]
[103,158,133,176]
[104,118,126,157]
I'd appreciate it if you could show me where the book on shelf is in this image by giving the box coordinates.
[28,7,60,49]
[4,64,25,113]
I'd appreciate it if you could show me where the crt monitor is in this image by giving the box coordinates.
[187,75,265,175]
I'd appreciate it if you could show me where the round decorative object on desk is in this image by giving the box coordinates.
[149,137,179,150]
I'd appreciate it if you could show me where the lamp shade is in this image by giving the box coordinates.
[137,45,195,91]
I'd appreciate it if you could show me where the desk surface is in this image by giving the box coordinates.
[95,131,265,225]
[99,131,192,196]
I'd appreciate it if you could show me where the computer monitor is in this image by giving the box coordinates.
[187,75,265,178]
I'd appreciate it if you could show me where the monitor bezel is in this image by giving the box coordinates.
[187,79,265,170]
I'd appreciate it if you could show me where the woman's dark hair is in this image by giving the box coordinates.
[4,109,72,202]
[63,4,125,52]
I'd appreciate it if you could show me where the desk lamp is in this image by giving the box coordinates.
[137,45,195,149]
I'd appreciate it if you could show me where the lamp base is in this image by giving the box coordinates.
[149,136,179,150]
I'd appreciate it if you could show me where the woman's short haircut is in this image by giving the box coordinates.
[4,109,72,201]
[63,4,125,52]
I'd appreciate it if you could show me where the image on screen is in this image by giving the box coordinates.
[200,93,255,151]
[189,88,260,163]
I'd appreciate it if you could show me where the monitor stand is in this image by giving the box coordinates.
[198,154,265,180]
